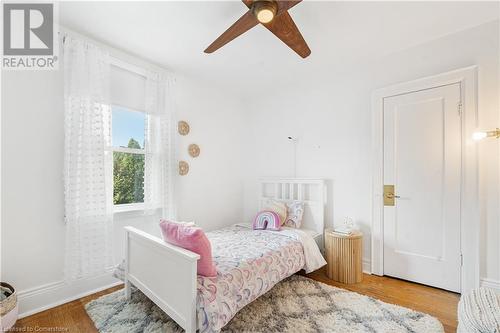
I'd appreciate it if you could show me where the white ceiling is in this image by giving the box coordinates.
[60,1,499,92]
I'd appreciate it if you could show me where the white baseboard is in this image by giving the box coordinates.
[480,278,500,293]
[363,259,372,274]
[362,264,499,294]
[17,274,123,318]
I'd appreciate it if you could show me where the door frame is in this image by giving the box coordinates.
[371,66,479,294]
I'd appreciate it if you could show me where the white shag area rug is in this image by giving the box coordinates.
[85,275,444,333]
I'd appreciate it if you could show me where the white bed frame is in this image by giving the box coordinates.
[124,178,326,333]
[259,178,326,248]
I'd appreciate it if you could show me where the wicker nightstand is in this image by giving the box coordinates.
[324,229,363,284]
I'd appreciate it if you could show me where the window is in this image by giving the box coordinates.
[111,105,146,207]
[108,63,171,215]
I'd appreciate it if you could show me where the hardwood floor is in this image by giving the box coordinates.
[13,270,459,333]
[12,285,123,333]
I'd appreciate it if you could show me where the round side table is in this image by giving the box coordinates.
[324,229,363,284]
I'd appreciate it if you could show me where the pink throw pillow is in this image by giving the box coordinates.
[159,220,217,277]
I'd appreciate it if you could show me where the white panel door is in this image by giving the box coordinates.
[383,83,461,292]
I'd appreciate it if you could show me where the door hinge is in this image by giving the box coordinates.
[457,102,463,116]
[460,254,463,267]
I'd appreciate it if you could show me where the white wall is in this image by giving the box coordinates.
[174,75,245,231]
[0,57,245,316]
[242,20,500,287]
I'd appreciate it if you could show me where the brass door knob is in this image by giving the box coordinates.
[383,185,400,206]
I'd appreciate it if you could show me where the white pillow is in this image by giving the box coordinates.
[284,201,305,228]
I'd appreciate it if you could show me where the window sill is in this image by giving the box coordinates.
[113,204,153,219]
[113,204,162,221]
[114,203,145,213]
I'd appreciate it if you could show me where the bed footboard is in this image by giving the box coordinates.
[124,226,200,333]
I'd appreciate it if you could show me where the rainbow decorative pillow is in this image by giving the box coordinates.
[263,199,288,226]
[253,211,282,231]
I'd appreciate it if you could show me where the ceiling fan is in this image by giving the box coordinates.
[204,0,311,58]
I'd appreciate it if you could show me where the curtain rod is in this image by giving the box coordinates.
[58,26,174,81]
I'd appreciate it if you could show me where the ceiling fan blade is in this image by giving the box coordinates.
[263,11,311,58]
[204,10,259,53]
[276,1,302,15]
[242,0,252,8]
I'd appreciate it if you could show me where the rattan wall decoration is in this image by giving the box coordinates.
[188,144,200,158]
[178,121,190,135]
[179,161,189,176]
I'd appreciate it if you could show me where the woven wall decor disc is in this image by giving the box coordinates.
[178,121,190,135]
[179,161,189,175]
[188,144,200,158]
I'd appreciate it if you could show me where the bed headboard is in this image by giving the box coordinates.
[259,178,326,236]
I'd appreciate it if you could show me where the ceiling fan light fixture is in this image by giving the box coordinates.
[253,0,278,24]
[204,0,311,58]
[257,8,274,23]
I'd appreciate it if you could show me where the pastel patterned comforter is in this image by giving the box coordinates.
[197,225,306,332]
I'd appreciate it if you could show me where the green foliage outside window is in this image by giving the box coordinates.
[113,138,144,205]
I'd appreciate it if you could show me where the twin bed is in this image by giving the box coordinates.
[123,179,327,333]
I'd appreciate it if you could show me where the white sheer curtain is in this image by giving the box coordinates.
[63,35,114,280]
[144,71,175,219]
